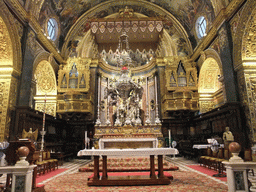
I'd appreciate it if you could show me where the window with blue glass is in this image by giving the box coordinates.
[47,18,58,41]
[196,16,207,39]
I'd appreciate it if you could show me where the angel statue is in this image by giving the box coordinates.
[22,128,38,141]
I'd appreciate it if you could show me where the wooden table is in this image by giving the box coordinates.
[77,148,179,186]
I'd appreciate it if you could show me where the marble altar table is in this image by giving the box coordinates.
[77,148,179,186]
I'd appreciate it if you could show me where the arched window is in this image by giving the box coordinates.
[47,18,58,41]
[196,16,207,39]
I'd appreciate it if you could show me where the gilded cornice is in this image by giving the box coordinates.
[3,0,28,24]
[3,0,65,64]
[191,0,246,61]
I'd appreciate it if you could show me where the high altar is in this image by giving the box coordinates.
[93,31,164,149]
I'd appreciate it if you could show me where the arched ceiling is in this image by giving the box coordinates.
[38,0,216,57]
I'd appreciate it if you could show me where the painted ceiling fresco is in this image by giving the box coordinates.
[39,0,215,49]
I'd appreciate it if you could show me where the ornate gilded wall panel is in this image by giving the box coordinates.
[237,5,256,143]
[0,80,13,141]
[34,60,57,95]
[0,12,20,141]
[244,73,256,141]
[0,17,13,66]
[36,103,55,117]
[198,56,223,113]
[34,60,57,116]
[242,11,256,59]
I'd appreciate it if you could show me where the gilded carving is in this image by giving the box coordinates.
[199,101,214,113]
[9,78,18,110]
[35,103,55,117]
[243,14,256,58]
[0,80,12,141]
[94,125,163,139]
[244,75,256,141]
[0,17,13,65]
[35,60,57,95]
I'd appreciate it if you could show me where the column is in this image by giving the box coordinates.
[218,22,239,103]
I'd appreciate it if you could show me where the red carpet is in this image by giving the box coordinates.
[36,169,68,184]
[187,165,227,182]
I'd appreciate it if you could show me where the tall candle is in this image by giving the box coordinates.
[168,129,171,147]
[85,131,88,148]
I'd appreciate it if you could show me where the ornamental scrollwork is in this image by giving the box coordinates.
[35,60,57,95]
[0,17,13,65]
[243,14,256,58]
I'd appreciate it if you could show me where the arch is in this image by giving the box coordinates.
[0,1,22,72]
[233,0,256,69]
[33,57,58,117]
[61,0,192,57]
[234,1,256,143]
[198,57,223,113]
[0,1,22,141]
[33,51,59,76]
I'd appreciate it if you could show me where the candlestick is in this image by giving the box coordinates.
[154,74,161,125]
[85,131,88,149]
[105,77,111,126]
[96,75,101,126]
[145,77,151,125]
[39,94,47,161]
[169,129,171,148]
